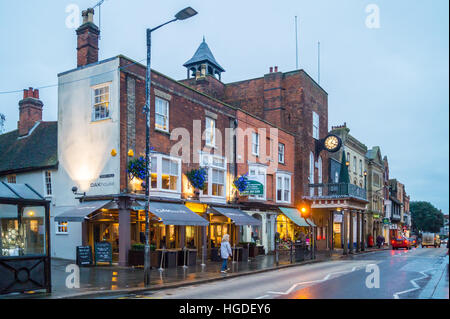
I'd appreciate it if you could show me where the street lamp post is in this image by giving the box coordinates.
[143,6,198,286]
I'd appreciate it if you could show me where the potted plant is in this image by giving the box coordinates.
[186,167,207,199]
[128,243,156,267]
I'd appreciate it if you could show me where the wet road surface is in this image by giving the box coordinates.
[113,247,448,299]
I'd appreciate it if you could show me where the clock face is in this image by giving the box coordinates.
[324,135,340,152]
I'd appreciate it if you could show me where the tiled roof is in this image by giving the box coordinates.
[183,39,225,72]
[0,121,58,174]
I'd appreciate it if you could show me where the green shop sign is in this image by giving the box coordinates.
[373,214,380,219]
[240,180,264,195]
[383,218,390,225]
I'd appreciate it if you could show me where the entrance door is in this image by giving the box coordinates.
[333,223,342,248]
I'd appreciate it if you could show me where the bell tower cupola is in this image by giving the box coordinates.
[183,37,225,81]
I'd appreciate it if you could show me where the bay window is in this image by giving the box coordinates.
[200,153,226,198]
[146,154,181,196]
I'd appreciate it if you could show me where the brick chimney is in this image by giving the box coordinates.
[76,8,99,67]
[18,87,43,136]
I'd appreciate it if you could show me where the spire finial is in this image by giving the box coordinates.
[203,35,205,42]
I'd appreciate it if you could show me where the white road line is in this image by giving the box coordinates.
[255,295,269,299]
[265,266,363,296]
[393,268,438,299]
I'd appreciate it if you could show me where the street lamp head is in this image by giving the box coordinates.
[175,7,198,20]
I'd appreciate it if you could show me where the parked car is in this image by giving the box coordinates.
[391,236,411,250]
[408,236,418,248]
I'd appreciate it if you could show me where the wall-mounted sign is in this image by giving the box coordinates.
[240,180,264,195]
[382,218,390,225]
[373,214,380,219]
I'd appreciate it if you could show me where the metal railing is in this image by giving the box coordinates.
[307,183,367,200]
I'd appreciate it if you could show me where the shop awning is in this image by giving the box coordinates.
[210,207,262,226]
[54,200,111,222]
[135,201,209,226]
[278,207,316,227]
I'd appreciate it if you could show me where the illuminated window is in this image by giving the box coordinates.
[155,97,169,132]
[56,221,68,234]
[92,84,110,121]
[205,117,216,147]
[144,154,181,194]
[200,154,226,198]
[161,158,178,191]
[7,174,16,184]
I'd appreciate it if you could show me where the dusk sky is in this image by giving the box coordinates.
[0,0,448,213]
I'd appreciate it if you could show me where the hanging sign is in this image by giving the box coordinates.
[240,174,264,195]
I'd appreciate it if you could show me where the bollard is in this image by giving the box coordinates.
[232,244,237,264]
[247,243,251,262]
[201,245,206,267]
[290,241,293,264]
[275,243,279,266]
[182,247,188,269]
[158,248,165,271]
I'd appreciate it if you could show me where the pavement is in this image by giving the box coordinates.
[107,246,449,299]
[0,246,389,299]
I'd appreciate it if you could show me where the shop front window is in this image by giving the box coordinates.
[1,205,46,256]
[276,214,294,242]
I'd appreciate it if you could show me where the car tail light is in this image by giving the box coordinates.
[392,240,395,244]
[404,240,408,244]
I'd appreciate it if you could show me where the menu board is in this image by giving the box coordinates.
[94,241,112,265]
[76,246,93,266]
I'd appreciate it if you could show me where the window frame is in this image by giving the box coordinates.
[149,154,182,194]
[278,143,285,164]
[7,174,16,184]
[155,96,169,133]
[91,83,111,122]
[312,111,319,140]
[200,153,227,199]
[44,170,52,197]
[55,221,68,235]
[276,172,291,204]
[252,132,260,156]
[205,117,216,148]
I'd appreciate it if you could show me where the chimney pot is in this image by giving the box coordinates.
[274,66,278,72]
[18,87,43,136]
[269,67,273,73]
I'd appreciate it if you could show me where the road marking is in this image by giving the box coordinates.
[255,295,270,299]
[265,266,363,296]
[393,268,438,299]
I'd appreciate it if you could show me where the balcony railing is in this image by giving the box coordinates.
[307,183,367,200]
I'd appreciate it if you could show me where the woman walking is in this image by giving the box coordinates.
[220,234,232,273]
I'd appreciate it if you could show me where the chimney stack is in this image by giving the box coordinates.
[18,87,43,136]
[76,8,100,67]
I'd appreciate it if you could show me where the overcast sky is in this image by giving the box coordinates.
[0,0,448,213]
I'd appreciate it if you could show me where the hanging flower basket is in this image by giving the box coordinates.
[233,174,249,194]
[127,156,147,180]
[186,167,207,199]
